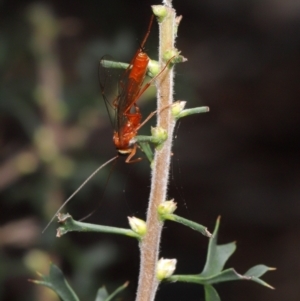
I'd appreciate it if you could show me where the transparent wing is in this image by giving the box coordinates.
[99,55,129,130]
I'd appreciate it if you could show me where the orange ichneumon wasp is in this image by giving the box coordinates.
[43,15,175,232]
[100,14,173,163]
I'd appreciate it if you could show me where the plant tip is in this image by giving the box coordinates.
[152,5,168,22]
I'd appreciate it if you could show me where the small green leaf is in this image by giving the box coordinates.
[249,276,275,289]
[201,217,236,276]
[245,265,276,289]
[200,268,249,285]
[168,268,247,285]
[134,134,166,146]
[161,213,211,237]
[138,141,154,163]
[100,59,157,78]
[100,60,129,70]
[95,282,128,301]
[134,131,168,159]
[56,213,140,239]
[204,285,221,301]
[30,263,80,301]
[245,264,276,278]
[175,106,209,120]
[95,287,109,301]
[202,242,236,276]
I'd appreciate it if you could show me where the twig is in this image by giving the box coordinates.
[136,3,176,301]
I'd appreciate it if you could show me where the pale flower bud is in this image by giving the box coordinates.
[156,258,177,281]
[128,217,147,236]
[152,5,168,22]
[171,101,186,118]
[158,200,177,215]
[148,60,160,78]
[151,126,168,143]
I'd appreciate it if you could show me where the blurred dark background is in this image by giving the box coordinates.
[1,0,299,300]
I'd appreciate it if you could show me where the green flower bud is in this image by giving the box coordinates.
[171,101,186,118]
[158,200,177,215]
[151,126,168,144]
[152,5,168,22]
[163,49,187,64]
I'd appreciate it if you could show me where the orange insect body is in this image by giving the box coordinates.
[100,15,173,162]
[113,51,150,158]
[124,52,150,106]
[111,17,154,162]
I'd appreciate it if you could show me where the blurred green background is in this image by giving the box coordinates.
[1,0,300,300]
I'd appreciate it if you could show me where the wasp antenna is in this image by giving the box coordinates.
[42,155,119,233]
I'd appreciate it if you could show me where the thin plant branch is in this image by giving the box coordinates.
[136,3,176,301]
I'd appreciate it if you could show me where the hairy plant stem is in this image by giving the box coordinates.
[136,3,176,301]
